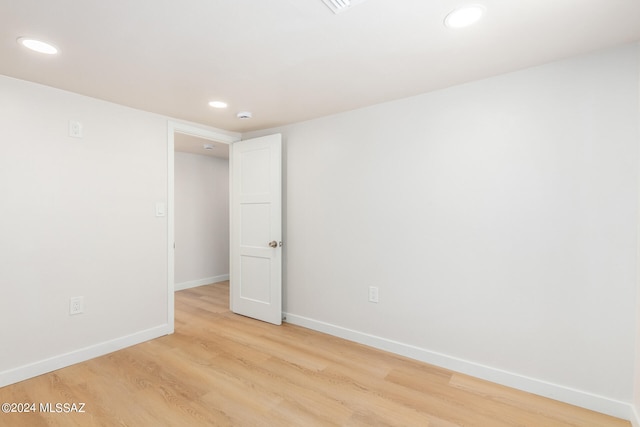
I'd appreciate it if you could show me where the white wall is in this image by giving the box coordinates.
[174,152,229,289]
[246,43,640,417]
[0,75,170,385]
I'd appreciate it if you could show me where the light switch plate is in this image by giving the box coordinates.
[155,202,166,217]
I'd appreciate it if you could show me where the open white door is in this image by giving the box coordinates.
[230,134,282,325]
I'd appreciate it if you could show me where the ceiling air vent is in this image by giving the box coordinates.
[321,0,366,14]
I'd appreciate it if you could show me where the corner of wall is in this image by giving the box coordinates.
[631,403,640,427]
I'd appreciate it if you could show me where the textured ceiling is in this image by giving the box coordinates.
[1,0,639,133]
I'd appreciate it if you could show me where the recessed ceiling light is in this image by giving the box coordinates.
[444,5,485,29]
[203,144,215,150]
[209,101,227,109]
[237,112,253,119]
[208,101,228,109]
[17,37,58,54]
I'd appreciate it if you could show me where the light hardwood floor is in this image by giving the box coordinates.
[0,282,630,426]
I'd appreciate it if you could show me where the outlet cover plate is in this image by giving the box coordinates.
[69,296,84,315]
[69,120,83,138]
[368,286,379,303]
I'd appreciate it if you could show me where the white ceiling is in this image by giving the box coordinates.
[174,132,229,159]
[1,0,639,133]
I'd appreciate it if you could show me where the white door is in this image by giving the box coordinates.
[230,134,282,325]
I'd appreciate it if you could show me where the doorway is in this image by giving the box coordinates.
[174,133,229,290]
[167,122,239,332]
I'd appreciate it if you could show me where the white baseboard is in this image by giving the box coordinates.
[174,274,229,291]
[284,312,633,422]
[0,324,170,388]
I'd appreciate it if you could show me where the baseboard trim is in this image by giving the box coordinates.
[174,274,229,291]
[0,324,170,387]
[284,312,632,421]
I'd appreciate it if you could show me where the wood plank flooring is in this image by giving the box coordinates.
[0,281,630,426]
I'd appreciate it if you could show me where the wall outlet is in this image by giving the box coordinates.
[69,120,83,138]
[368,286,379,303]
[69,296,84,315]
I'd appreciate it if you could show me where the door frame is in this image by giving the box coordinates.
[167,121,240,333]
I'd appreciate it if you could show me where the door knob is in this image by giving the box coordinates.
[268,240,278,248]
